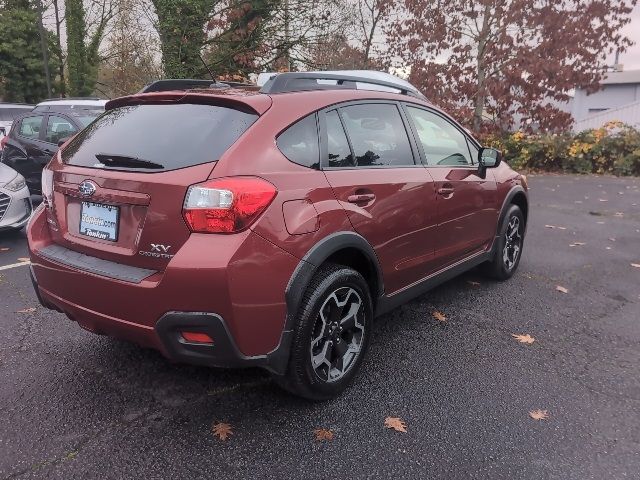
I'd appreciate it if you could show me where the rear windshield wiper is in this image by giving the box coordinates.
[95,153,164,170]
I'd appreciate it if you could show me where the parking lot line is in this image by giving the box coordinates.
[0,261,31,271]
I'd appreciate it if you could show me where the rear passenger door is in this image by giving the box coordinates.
[403,105,498,268]
[320,102,438,294]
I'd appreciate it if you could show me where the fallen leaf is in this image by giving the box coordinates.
[544,225,567,230]
[17,307,36,313]
[556,285,569,294]
[432,311,447,322]
[632,263,640,268]
[211,422,233,441]
[0,247,9,252]
[512,333,535,344]
[17,258,30,262]
[569,242,586,247]
[606,247,612,250]
[467,280,481,287]
[384,417,407,433]
[314,428,334,441]
[599,199,608,202]
[529,409,549,421]
[614,212,624,217]
[608,237,616,242]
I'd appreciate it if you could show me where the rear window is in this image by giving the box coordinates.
[61,103,258,171]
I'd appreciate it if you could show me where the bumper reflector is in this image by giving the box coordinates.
[181,331,214,344]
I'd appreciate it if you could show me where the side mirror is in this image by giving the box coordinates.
[477,147,502,178]
[57,136,70,147]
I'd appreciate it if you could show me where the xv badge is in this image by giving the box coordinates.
[150,244,171,253]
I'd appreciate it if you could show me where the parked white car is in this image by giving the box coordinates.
[0,163,31,232]
[33,98,107,113]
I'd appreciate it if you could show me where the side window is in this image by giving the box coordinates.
[406,107,473,166]
[325,110,354,168]
[45,115,77,145]
[18,116,44,140]
[339,104,414,167]
[277,114,319,168]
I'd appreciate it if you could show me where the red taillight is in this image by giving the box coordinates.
[41,167,54,207]
[182,176,277,233]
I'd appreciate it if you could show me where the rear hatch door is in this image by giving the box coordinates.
[46,99,264,271]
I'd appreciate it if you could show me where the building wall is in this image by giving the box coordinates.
[572,84,640,122]
[574,100,640,131]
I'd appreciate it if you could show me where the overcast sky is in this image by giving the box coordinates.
[612,4,640,70]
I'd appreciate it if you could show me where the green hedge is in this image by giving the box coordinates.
[483,121,640,176]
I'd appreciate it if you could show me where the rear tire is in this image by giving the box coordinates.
[482,204,525,281]
[273,264,373,401]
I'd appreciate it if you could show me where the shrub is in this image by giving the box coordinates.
[485,122,640,176]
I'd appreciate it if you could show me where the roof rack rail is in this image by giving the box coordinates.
[259,72,426,99]
[139,79,255,94]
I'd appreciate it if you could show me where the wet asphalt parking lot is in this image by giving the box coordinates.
[0,174,639,480]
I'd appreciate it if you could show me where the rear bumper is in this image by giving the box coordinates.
[27,207,299,374]
[30,266,291,373]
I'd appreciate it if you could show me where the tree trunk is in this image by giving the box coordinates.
[472,4,492,132]
[36,0,52,97]
[65,0,88,95]
[53,0,65,96]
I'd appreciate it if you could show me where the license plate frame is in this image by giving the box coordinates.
[79,201,120,242]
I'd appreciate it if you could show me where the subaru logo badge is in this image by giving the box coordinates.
[78,180,97,197]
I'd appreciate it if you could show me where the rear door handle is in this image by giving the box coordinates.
[347,193,376,204]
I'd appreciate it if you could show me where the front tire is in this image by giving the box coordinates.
[482,204,525,280]
[274,264,373,401]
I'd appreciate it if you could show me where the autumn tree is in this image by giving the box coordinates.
[98,0,162,96]
[311,34,366,70]
[203,0,277,78]
[263,0,352,70]
[387,0,636,132]
[355,0,389,68]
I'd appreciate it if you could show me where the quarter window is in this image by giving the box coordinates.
[45,115,77,144]
[277,114,319,168]
[18,116,44,140]
[406,107,473,166]
[339,104,414,167]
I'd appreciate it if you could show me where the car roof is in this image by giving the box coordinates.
[0,103,34,108]
[34,99,107,112]
[36,98,107,106]
[105,84,435,117]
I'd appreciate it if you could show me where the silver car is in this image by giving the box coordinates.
[0,163,31,231]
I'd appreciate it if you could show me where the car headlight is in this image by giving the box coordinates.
[2,173,26,192]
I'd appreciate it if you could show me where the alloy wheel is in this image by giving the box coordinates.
[310,286,365,383]
[503,216,522,271]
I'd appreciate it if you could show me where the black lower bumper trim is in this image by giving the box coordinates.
[29,265,62,312]
[155,312,291,375]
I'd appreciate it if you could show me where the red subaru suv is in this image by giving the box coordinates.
[27,72,528,400]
